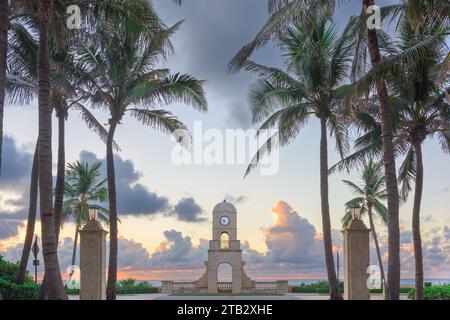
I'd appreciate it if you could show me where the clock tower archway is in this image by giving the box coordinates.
[197,200,254,293]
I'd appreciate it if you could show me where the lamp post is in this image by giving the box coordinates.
[350,203,362,220]
[342,203,370,300]
[79,205,107,300]
[88,207,99,221]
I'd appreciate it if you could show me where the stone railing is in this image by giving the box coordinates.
[255,281,288,293]
[161,281,198,293]
[161,280,289,294]
[217,282,232,293]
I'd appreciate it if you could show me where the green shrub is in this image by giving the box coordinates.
[292,281,341,294]
[408,285,450,300]
[65,287,80,295]
[0,255,40,300]
[64,278,159,295]
[0,278,40,300]
[116,278,158,294]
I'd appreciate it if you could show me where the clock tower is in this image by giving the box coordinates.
[197,200,254,293]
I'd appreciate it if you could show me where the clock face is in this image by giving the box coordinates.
[219,216,230,226]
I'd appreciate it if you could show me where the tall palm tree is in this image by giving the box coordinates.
[359,0,400,299]
[62,161,109,268]
[242,15,352,300]
[78,19,207,300]
[0,0,7,175]
[341,160,388,291]
[36,0,67,300]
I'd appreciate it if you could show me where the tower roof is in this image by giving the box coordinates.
[213,200,237,214]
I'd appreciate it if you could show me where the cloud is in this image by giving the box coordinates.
[224,194,247,204]
[256,201,327,269]
[0,136,34,225]
[149,229,208,269]
[79,151,170,217]
[0,136,33,190]
[0,220,24,240]
[117,237,152,271]
[225,101,253,129]
[400,230,413,244]
[170,197,206,222]
[444,226,450,241]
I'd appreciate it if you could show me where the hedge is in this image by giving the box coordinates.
[408,285,450,300]
[0,278,40,300]
[0,255,40,300]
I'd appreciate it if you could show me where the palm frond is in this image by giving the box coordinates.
[74,103,120,151]
[398,147,416,202]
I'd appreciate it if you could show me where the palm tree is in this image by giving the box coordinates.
[341,160,388,291]
[36,0,67,300]
[62,161,109,268]
[359,0,400,299]
[241,15,352,300]
[0,0,8,175]
[78,18,207,299]
[228,0,336,71]
[16,141,38,285]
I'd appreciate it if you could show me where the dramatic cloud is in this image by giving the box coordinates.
[261,201,324,266]
[170,197,206,222]
[149,229,208,269]
[0,136,33,189]
[0,136,34,241]
[117,237,152,271]
[79,151,171,217]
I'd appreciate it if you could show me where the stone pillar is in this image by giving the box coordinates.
[342,219,371,300]
[231,265,242,293]
[207,267,218,293]
[79,220,107,300]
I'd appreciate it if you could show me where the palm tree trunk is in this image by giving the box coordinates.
[319,116,342,300]
[37,0,67,300]
[0,0,8,175]
[54,111,65,242]
[367,204,386,291]
[363,0,400,300]
[106,121,118,300]
[16,140,39,284]
[412,142,424,300]
[71,223,80,267]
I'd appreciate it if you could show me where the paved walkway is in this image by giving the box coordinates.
[69,293,409,300]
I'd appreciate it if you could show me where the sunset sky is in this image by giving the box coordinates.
[0,0,449,281]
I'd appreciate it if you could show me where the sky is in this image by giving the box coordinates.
[0,0,449,281]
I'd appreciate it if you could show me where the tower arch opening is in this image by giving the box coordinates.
[220,232,230,250]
